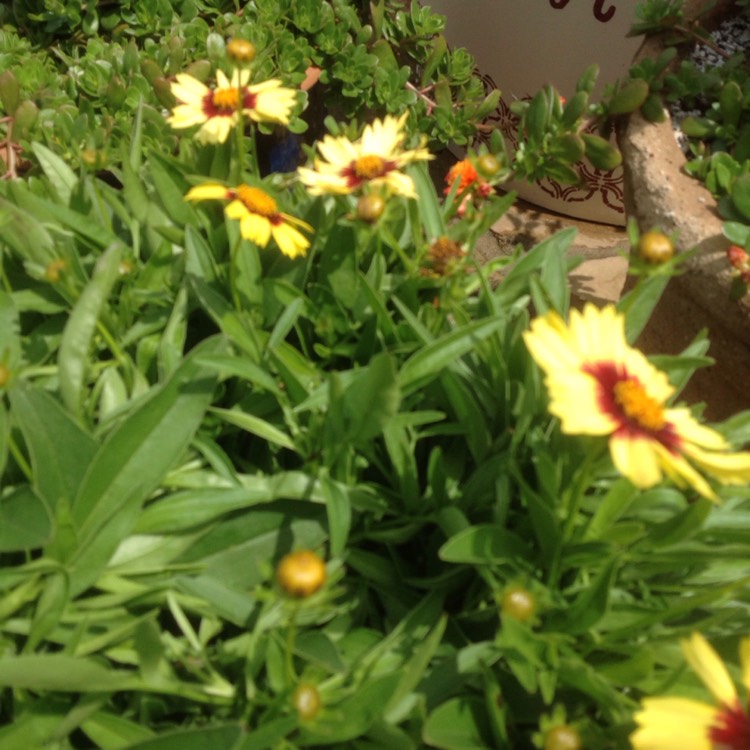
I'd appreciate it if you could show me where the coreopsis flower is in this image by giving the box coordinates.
[631,632,750,750]
[167,69,296,143]
[185,183,311,258]
[297,113,432,198]
[522,303,750,501]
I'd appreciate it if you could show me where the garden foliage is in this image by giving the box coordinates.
[1,1,750,749]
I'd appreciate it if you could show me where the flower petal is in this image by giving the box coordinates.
[609,431,664,488]
[681,632,737,707]
[185,184,231,202]
[239,213,272,247]
[631,696,716,750]
[272,222,310,258]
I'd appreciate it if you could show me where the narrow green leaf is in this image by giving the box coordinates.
[67,336,223,595]
[409,161,445,238]
[0,654,136,692]
[398,317,504,393]
[385,615,447,723]
[209,406,296,451]
[321,474,352,558]
[58,242,123,416]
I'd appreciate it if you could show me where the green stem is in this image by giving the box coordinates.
[8,433,33,482]
[285,603,299,683]
[546,448,600,588]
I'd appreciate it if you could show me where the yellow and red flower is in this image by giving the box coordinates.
[523,303,750,501]
[167,69,297,143]
[185,183,311,258]
[631,632,750,750]
[297,113,432,198]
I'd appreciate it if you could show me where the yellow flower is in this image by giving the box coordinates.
[185,183,312,259]
[631,632,750,750]
[522,303,750,501]
[167,69,297,143]
[297,113,432,198]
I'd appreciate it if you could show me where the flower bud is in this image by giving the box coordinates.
[356,194,385,223]
[276,550,326,598]
[727,244,750,271]
[476,153,500,178]
[638,230,674,264]
[500,586,536,622]
[292,683,321,720]
[227,38,256,64]
[544,725,581,750]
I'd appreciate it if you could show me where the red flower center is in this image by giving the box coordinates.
[709,702,750,749]
[583,361,682,451]
[342,155,395,187]
[202,87,257,118]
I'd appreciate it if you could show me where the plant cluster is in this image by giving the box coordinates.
[597,0,750,297]
[1,1,750,749]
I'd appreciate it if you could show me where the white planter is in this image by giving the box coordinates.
[426,0,642,225]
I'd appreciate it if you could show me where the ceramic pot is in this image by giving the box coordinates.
[617,0,749,419]
[425,0,642,224]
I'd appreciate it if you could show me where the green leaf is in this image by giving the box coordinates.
[0,654,137,692]
[731,173,750,221]
[0,194,56,265]
[409,161,445,238]
[81,711,155,748]
[209,407,296,452]
[0,290,22,373]
[103,724,244,750]
[342,352,400,442]
[321,474,352,559]
[31,142,78,205]
[385,614,447,723]
[9,382,98,511]
[58,242,123,417]
[422,697,493,750]
[398,317,504,394]
[67,336,223,594]
[439,525,530,564]
[0,485,52,551]
[549,557,619,635]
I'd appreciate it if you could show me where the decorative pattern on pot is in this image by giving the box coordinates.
[426,0,643,225]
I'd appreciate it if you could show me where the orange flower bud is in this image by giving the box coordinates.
[276,550,326,598]
[227,38,256,64]
[638,230,674,264]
